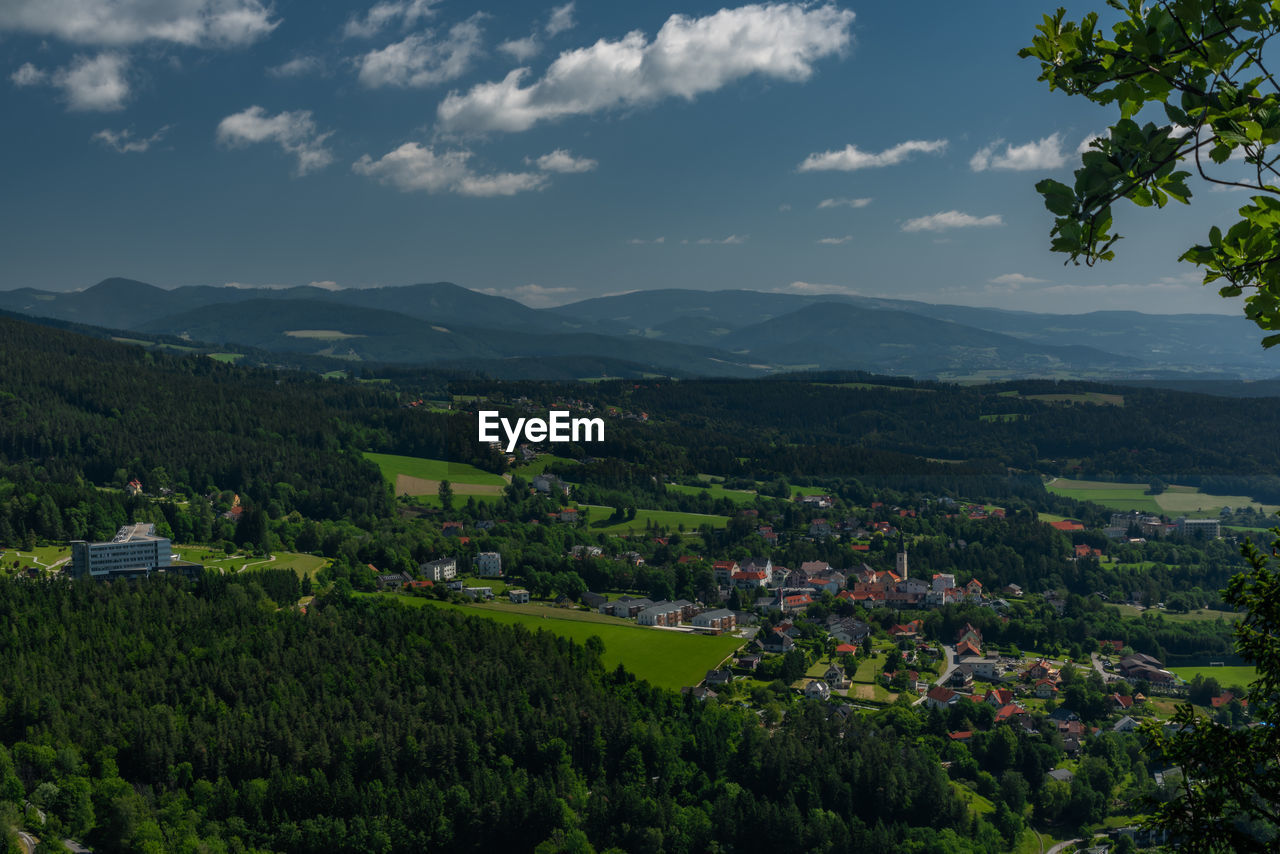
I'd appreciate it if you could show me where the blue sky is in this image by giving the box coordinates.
[0,0,1252,314]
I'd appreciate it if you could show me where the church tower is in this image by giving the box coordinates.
[895,540,908,579]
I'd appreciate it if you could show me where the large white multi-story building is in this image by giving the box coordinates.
[70,523,200,580]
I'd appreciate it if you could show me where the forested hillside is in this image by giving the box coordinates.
[0,580,997,853]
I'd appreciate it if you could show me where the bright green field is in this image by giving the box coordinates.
[364,452,507,486]
[667,482,759,505]
[580,505,731,534]
[1046,478,1278,517]
[1045,478,1163,513]
[367,595,744,690]
[1170,665,1257,686]
[207,353,244,363]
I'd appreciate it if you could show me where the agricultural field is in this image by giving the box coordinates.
[1047,477,1279,517]
[373,594,744,690]
[207,353,244,363]
[580,505,731,534]
[365,452,509,500]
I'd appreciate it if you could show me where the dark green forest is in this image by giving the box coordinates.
[0,579,1000,854]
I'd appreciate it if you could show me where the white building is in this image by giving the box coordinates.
[475,552,503,577]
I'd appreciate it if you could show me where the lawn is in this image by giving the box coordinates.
[207,352,244,363]
[171,547,329,577]
[580,505,731,534]
[667,482,760,506]
[0,545,72,573]
[1170,665,1257,686]
[367,595,744,690]
[1113,603,1242,623]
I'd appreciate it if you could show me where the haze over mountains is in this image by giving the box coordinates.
[0,278,1272,380]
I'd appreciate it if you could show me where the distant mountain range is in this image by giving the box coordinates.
[0,278,1273,380]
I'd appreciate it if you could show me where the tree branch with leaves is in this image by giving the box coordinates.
[1022,1,1280,345]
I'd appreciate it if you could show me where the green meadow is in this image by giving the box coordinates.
[1047,478,1278,517]
[367,595,743,690]
[579,504,731,534]
[364,452,507,486]
[666,482,759,505]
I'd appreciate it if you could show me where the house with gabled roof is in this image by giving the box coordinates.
[925,686,959,709]
[804,680,831,701]
[759,629,795,654]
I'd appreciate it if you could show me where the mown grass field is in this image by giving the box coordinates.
[1045,478,1278,517]
[1111,603,1242,623]
[207,352,244,363]
[173,547,328,578]
[580,505,731,534]
[1170,664,1257,686]
[666,482,759,505]
[365,452,507,485]
[1045,478,1163,513]
[366,594,744,690]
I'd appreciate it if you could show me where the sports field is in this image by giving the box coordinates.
[1169,664,1257,686]
[369,595,744,690]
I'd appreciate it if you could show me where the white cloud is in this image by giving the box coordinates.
[627,236,665,244]
[13,53,132,111]
[268,56,323,78]
[499,35,541,62]
[990,273,1047,286]
[778,203,791,212]
[353,142,547,196]
[529,148,596,173]
[970,133,1065,172]
[695,235,746,245]
[343,0,439,39]
[798,139,946,172]
[816,235,853,245]
[772,280,860,296]
[817,196,871,209]
[438,3,854,134]
[356,15,484,88]
[545,2,576,36]
[309,280,342,290]
[56,52,130,111]
[216,106,335,176]
[479,283,577,307]
[901,210,1004,232]
[10,62,46,86]
[0,0,278,48]
[92,124,170,153]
